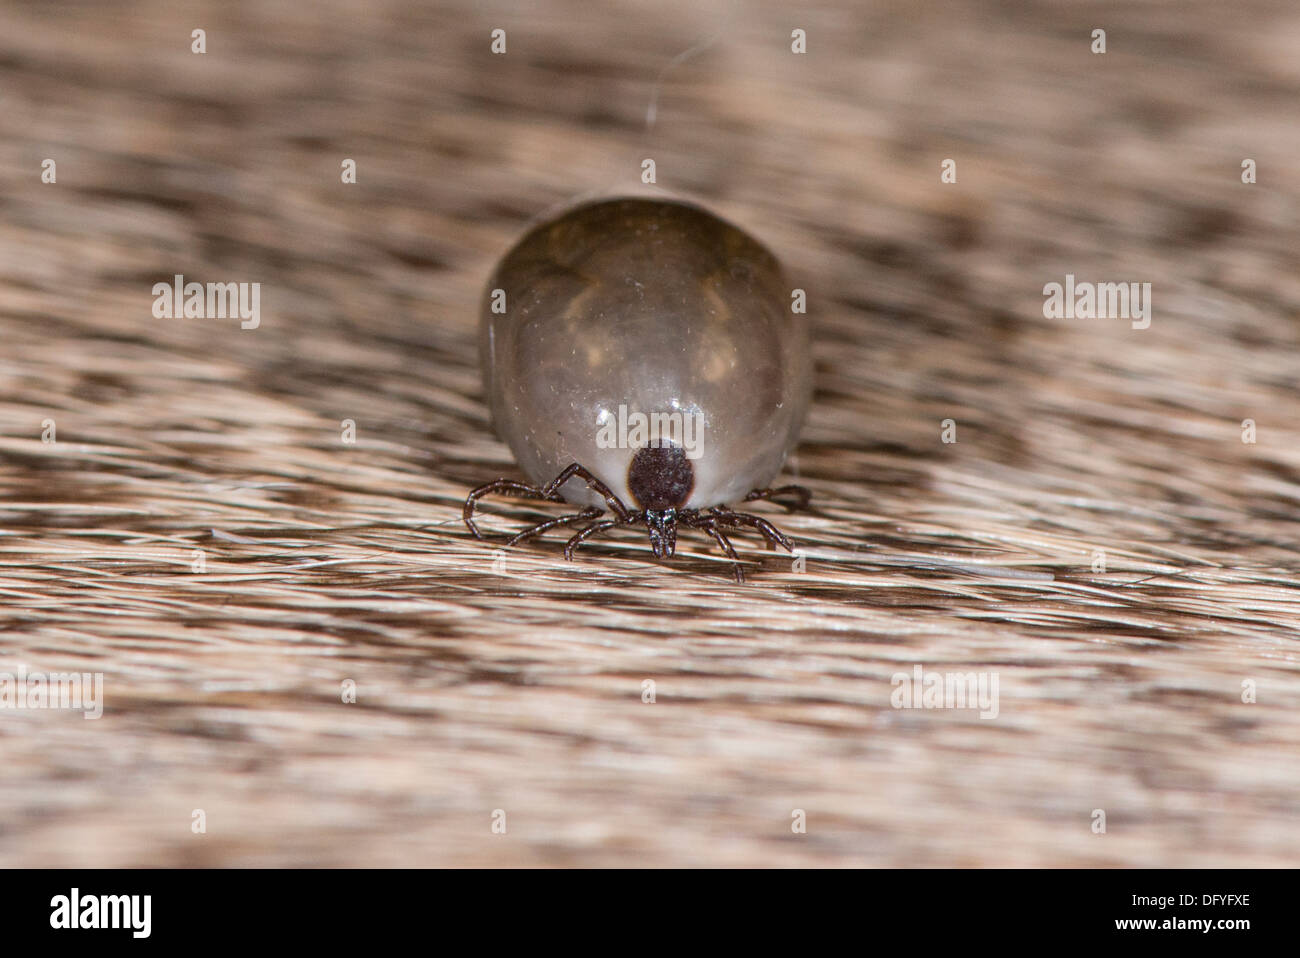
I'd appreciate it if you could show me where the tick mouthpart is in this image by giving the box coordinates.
[645,508,678,558]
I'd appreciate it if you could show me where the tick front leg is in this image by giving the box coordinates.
[685,514,747,583]
[563,519,621,561]
[710,507,795,553]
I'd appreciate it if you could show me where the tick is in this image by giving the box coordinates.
[463,197,813,581]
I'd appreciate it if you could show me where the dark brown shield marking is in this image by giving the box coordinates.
[627,444,694,511]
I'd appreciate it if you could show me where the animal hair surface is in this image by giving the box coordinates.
[0,0,1298,866]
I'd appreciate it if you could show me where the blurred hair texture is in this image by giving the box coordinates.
[0,0,1298,865]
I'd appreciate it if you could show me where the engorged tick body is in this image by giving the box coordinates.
[464,196,813,580]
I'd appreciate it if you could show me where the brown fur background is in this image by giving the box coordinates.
[2,0,1299,866]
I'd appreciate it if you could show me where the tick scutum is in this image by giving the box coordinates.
[627,443,694,511]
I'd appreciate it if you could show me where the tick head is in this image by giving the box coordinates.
[628,441,693,559]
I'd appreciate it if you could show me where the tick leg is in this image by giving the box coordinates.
[563,519,620,561]
[507,507,605,547]
[541,463,634,521]
[710,507,795,553]
[463,478,563,539]
[743,484,811,511]
[687,515,746,583]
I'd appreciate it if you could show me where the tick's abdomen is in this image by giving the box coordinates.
[481,197,812,509]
